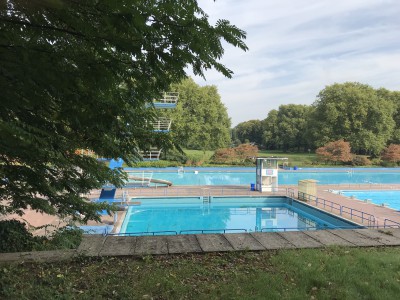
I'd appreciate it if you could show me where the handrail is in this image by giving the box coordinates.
[180,229,247,234]
[108,230,178,236]
[384,219,400,228]
[341,206,376,226]
[294,191,376,227]
[260,225,367,232]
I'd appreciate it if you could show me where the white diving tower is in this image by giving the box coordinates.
[256,157,288,192]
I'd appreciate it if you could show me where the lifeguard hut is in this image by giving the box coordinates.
[256,157,288,192]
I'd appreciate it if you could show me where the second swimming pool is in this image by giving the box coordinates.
[119,196,360,235]
[133,170,400,186]
[338,190,400,211]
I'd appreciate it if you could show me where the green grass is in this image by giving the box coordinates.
[258,150,319,167]
[184,149,215,162]
[1,247,400,299]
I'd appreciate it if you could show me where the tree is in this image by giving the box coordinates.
[234,120,263,146]
[381,144,400,163]
[0,1,247,221]
[377,89,400,144]
[309,82,396,156]
[261,109,279,150]
[164,78,231,151]
[274,104,311,152]
[316,140,352,164]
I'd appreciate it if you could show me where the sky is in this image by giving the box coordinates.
[193,0,400,126]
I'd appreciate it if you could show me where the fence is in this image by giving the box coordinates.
[296,190,376,227]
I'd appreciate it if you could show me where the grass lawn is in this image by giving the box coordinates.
[258,150,319,167]
[1,247,400,299]
[184,149,215,162]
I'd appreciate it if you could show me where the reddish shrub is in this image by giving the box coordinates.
[381,144,400,163]
[316,140,352,164]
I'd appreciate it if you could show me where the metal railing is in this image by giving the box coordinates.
[296,191,376,227]
[260,225,367,232]
[108,230,178,236]
[150,117,172,131]
[321,183,400,190]
[180,228,247,234]
[140,149,162,160]
[154,92,179,104]
[384,219,400,228]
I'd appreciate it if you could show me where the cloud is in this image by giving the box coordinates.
[192,0,400,126]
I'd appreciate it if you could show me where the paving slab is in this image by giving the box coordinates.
[0,252,25,263]
[99,236,137,256]
[384,228,400,239]
[166,235,202,254]
[0,250,75,263]
[196,234,234,252]
[77,235,107,256]
[251,232,296,250]
[328,230,384,246]
[134,235,168,255]
[19,250,77,262]
[223,233,265,251]
[303,230,355,246]
[353,229,400,246]
[278,231,323,248]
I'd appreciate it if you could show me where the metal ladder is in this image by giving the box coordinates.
[203,195,210,203]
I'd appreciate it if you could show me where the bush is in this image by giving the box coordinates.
[316,140,352,164]
[0,220,83,253]
[212,148,237,164]
[0,220,36,253]
[33,227,83,251]
[352,155,371,166]
[211,144,258,165]
[381,161,398,167]
[370,157,382,166]
[132,160,180,168]
[381,144,400,163]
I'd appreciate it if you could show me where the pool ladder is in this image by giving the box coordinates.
[203,195,210,204]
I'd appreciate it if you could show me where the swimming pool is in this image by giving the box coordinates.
[339,190,400,211]
[131,169,400,186]
[119,196,361,235]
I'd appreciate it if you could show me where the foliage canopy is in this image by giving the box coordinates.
[165,78,231,151]
[0,0,247,221]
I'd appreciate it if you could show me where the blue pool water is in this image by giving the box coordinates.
[340,190,400,211]
[120,197,359,235]
[143,170,400,186]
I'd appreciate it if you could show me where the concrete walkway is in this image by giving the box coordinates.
[1,228,400,263]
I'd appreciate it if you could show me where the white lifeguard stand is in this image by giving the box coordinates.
[256,157,288,192]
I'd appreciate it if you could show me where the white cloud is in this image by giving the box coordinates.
[193,0,400,126]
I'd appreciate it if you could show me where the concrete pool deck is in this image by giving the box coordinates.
[1,228,400,263]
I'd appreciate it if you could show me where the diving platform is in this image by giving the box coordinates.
[125,171,172,187]
[150,117,172,132]
[140,148,162,161]
[153,92,179,108]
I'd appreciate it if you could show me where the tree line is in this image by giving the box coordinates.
[234,82,400,156]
